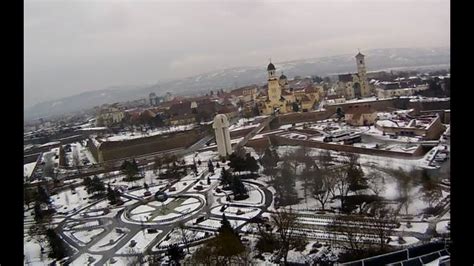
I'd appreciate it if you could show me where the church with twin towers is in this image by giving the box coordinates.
[260,51,373,115]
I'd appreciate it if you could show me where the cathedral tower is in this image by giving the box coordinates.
[267,62,281,103]
[355,51,370,96]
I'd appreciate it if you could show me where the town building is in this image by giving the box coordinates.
[375,113,445,140]
[375,81,429,99]
[344,104,377,126]
[96,104,125,127]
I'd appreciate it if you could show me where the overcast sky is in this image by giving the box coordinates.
[24,0,449,108]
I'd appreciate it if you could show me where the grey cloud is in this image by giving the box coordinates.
[24,0,449,108]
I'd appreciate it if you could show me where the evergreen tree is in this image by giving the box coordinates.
[220,168,232,187]
[107,185,118,204]
[228,153,247,172]
[34,201,44,222]
[292,102,300,112]
[231,176,248,199]
[245,153,259,173]
[167,244,185,266]
[37,185,50,204]
[208,160,215,174]
[274,161,298,206]
[46,229,72,259]
[262,147,279,176]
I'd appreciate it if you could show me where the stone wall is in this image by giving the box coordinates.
[272,110,334,128]
[230,127,256,138]
[268,134,425,158]
[24,153,41,164]
[97,130,203,162]
[245,137,272,154]
[407,100,450,114]
[86,138,100,162]
[325,98,450,115]
[425,116,446,140]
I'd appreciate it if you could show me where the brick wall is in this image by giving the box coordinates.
[245,137,272,154]
[86,138,100,162]
[97,130,203,162]
[230,127,256,138]
[272,110,334,128]
[269,134,425,158]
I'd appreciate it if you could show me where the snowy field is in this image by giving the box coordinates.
[100,124,195,142]
[50,186,91,214]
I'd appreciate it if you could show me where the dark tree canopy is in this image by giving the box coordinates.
[208,160,215,174]
[46,229,73,259]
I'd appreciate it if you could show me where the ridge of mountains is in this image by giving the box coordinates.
[25,47,449,121]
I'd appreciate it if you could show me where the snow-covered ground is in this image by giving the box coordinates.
[100,124,195,142]
[388,236,420,246]
[210,206,261,220]
[70,253,102,265]
[395,222,429,233]
[117,229,161,254]
[166,180,195,195]
[24,239,55,266]
[50,186,91,214]
[223,183,264,206]
[69,228,105,245]
[24,162,37,179]
[229,123,259,132]
[436,220,450,235]
[192,218,222,230]
[89,228,129,252]
[156,229,206,249]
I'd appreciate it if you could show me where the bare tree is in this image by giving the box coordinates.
[391,168,413,215]
[271,208,300,264]
[366,170,386,197]
[153,156,163,176]
[178,222,190,254]
[333,167,351,212]
[328,215,374,257]
[311,167,336,210]
[367,203,398,252]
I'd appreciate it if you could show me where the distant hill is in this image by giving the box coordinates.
[24,47,449,121]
